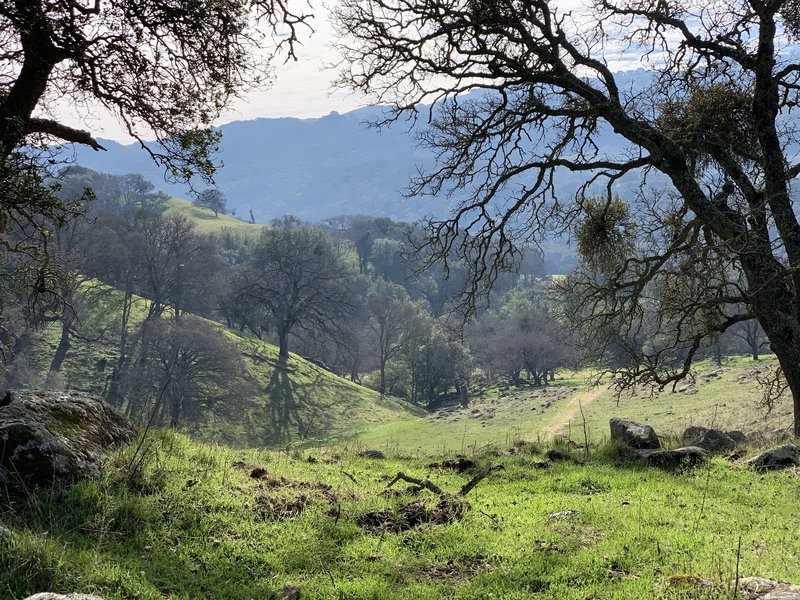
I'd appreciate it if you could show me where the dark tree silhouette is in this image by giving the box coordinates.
[196,189,228,217]
[236,217,355,358]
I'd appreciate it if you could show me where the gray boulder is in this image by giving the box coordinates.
[682,425,710,445]
[0,390,134,487]
[735,576,800,599]
[632,446,708,470]
[747,444,800,471]
[727,430,747,444]
[695,429,738,453]
[610,417,661,449]
[683,425,746,450]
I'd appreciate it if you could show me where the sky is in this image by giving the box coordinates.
[57,0,642,143]
[58,12,365,143]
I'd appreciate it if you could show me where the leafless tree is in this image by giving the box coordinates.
[334,0,800,433]
[236,217,356,358]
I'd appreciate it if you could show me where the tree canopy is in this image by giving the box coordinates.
[0,0,307,366]
[334,0,800,433]
[0,0,306,170]
[195,188,228,217]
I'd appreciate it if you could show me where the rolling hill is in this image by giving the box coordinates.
[67,70,658,228]
[18,284,418,448]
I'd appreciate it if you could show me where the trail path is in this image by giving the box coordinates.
[538,386,607,438]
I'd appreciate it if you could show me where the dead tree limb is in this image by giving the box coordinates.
[385,463,502,497]
[459,463,502,496]
[386,471,443,495]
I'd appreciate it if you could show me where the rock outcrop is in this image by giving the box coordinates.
[630,446,708,470]
[682,426,745,452]
[610,417,661,449]
[0,390,134,487]
[735,576,800,599]
[694,429,738,453]
[746,444,800,471]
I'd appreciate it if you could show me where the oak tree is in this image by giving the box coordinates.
[335,0,800,433]
[235,217,355,358]
[0,0,306,352]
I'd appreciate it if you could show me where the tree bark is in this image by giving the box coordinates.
[278,328,289,358]
[48,316,71,373]
[743,259,800,437]
[107,289,132,407]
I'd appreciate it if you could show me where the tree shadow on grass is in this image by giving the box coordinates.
[264,359,336,446]
[0,476,350,600]
[265,356,302,445]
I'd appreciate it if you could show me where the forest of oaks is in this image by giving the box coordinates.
[2,165,768,438]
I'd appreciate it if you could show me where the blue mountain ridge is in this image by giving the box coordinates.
[69,71,660,224]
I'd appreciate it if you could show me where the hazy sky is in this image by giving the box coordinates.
[58,13,363,143]
[59,0,643,143]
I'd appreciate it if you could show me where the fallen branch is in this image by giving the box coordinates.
[385,463,502,498]
[386,471,443,495]
[459,463,503,496]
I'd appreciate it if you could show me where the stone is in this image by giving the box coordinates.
[631,446,708,470]
[358,449,386,459]
[727,430,747,444]
[694,429,738,453]
[684,426,746,449]
[282,584,301,600]
[545,448,572,462]
[735,576,800,599]
[23,594,105,600]
[0,390,133,487]
[747,444,800,471]
[682,425,710,445]
[610,418,661,449]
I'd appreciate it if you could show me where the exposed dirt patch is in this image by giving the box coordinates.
[250,467,269,479]
[417,555,493,581]
[427,456,476,473]
[257,475,337,503]
[358,494,469,532]
[256,492,310,520]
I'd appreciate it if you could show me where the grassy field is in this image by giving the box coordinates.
[355,358,793,455]
[2,430,799,599]
[164,197,264,235]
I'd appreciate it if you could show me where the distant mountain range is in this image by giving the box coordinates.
[69,71,659,225]
[70,106,450,223]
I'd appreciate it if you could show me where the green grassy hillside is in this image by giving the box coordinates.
[354,358,793,454]
[164,197,264,235]
[18,288,417,448]
[562,357,793,446]
[3,430,799,599]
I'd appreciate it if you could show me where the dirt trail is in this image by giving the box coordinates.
[539,386,607,438]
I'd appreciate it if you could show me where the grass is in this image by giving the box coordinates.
[18,283,417,448]
[22,290,792,453]
[164,197,264,235]
[562,356,793,447]
[2,430,800,599]
[354,358,792,454]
